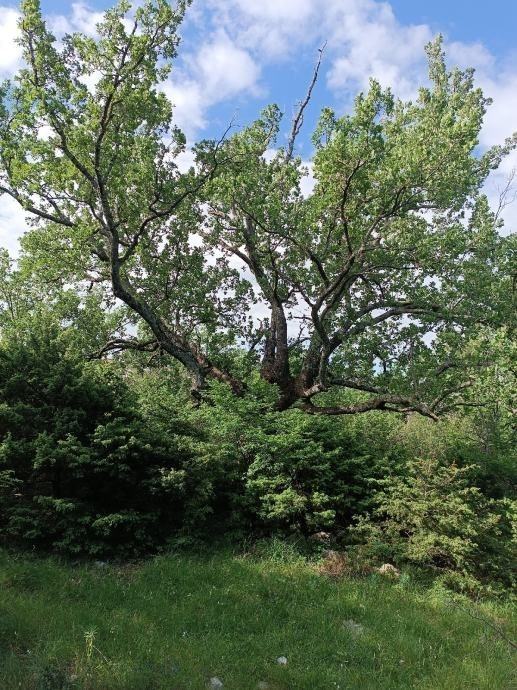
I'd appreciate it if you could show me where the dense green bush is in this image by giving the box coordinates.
[167,381,401,538]
[241,412,390,535]
[390,413,517,501]
[350,457,516,590]
[0,324,194,557]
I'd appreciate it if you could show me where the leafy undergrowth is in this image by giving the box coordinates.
[0,545,515,690]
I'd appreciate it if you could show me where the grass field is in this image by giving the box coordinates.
[0,543,515,689]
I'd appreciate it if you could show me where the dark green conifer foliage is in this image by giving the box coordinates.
[0,322,190,557]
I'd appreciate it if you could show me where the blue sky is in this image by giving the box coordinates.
[0,0,516,252]
[37,0,517,57]
[35,0,517,52]
[392,0,517,55]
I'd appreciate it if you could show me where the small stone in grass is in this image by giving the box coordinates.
[208,677,224,689]
[309,531,331,543]
[378,563,400,578]
[276,656,288,665]
[257,683,270,689]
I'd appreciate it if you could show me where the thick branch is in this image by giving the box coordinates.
[300,396,439,420]
[90,337,159,359]
[0,185,75,228]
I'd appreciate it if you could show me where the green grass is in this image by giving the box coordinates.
[0,544,515,689]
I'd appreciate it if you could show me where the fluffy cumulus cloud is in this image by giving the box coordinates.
[193,32,261,101]
[0,6,22,76]
[164,31,261,135]
[206,0,316,60]
[324,0,432,98]
[204,0,433,94]
[48,2,106,37]
[481,74,517,158]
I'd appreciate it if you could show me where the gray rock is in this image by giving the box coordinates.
[94,560,108,568]
[276,656,288,665]
[257,683,270,689]
[208,677,224,689]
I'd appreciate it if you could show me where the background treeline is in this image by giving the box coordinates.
[0,294,514,596]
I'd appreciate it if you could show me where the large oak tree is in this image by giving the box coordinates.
[1,0,515,417]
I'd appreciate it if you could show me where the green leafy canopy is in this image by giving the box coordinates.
[0,0,515,418]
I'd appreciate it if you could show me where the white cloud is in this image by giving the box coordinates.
[165,31,261,137]
[232,0,314,22]
[0,7,22,77]
[469,68,517,234]
[78,70,103,94]
[205,0,513,111]
[206,0,316,60]
[67,2,105,35]
[0,196,27,257]
[164,80,207,134]
[446,40,495,72]
[48,2,105,37]
[480,75,517,158]
[206,0,433,95]
[325,0,432,99]
[485,171,517,235]
[196,32,260,101]
[175,148,197,174]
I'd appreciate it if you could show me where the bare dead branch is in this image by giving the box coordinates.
[285,43,326,162]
